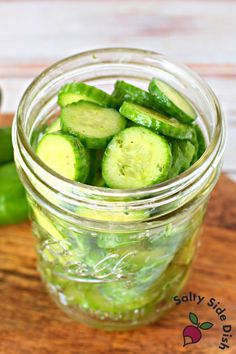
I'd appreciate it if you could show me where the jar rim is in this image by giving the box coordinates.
[13,47,226,202]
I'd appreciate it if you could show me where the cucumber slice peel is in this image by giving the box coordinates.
[168,139,185,179]
[102,126,172,189]
[119,101,194,140]
[149,78,197,124]
[194,124,206,159]
[58,82,119,109]
[178,140,195,171]
[168,138,195,178]
[85,149,105,186]
[77,206,147,222]
[32,206,67,244]
[112,80,164,113]
[61,100,127,149]
[36,132,90,182]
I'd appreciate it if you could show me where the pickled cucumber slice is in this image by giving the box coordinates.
[168,139,185,179]
[190,129,199,164]
[178,140,196,171]
[149,78,197,124]
[194,124,206,159]
[102,127,172,189]
[60,101,127,149]
[96,232,144,249]
[112,80,164,113]
[85,149,105,186]
[58,82,119,109]
[32,206,69,248]
[36,132,90,182]
[168,138,195,178]
[119,101,194,140]
[77,206,148,222]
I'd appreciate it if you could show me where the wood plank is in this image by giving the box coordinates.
[0,174,235,354]
[1,63,236,79]
[0,114,236,353]
[0,1,235,174]
[0,1,236,64]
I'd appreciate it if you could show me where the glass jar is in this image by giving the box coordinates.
[12,48,226,330]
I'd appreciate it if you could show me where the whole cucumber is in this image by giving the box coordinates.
[0,127,14,164]
[0,162,29,225]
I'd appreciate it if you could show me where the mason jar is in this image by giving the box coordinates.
[12,48,226,330]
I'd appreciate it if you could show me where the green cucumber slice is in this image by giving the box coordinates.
[148,78,197,124]
[123,248,171,275]
[102,126,172,189]
[31,206,71,263]
[178,140,196,171]
[36,132,90,182]
[168,139,185,179]
[92,175,106,187]
[168,138,195,178]
[194,124,206,159]
[112,80,164,113]
[60,101,127,149]
[119,101,194,140]
[58,82,119,109]
[190,129,199,164]
[85,149,105,186]
[46,118,61,133]
[32,206,68,246]
[77,206,148,222]
[96,232,143,249]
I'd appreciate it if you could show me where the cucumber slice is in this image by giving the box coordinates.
[149,78,197,124]
[92,175,106,187]
[36,132,90,182]
[102,127,172,189]
[60,101,127,149]
[178,140,195,171]
[194,124,206,159]
[96,232,143,249]
[190,129,199,164]
[124,248,171,275]
[77,206,148,222]
[168,138,195,178]
[58,82,119,109]
[85,149,105,186]
[32,206,68,245]
[119,101,194,140]
[112,80,164,113]
[31,206,71,263]
[168,139,185,179]
[46,118,61,133]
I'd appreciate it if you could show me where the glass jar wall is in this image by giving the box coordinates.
[13,48,226,330]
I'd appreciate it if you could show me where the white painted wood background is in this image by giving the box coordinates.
[0,0,235,179]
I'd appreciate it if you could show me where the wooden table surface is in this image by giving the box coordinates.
[1,112,236,353]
